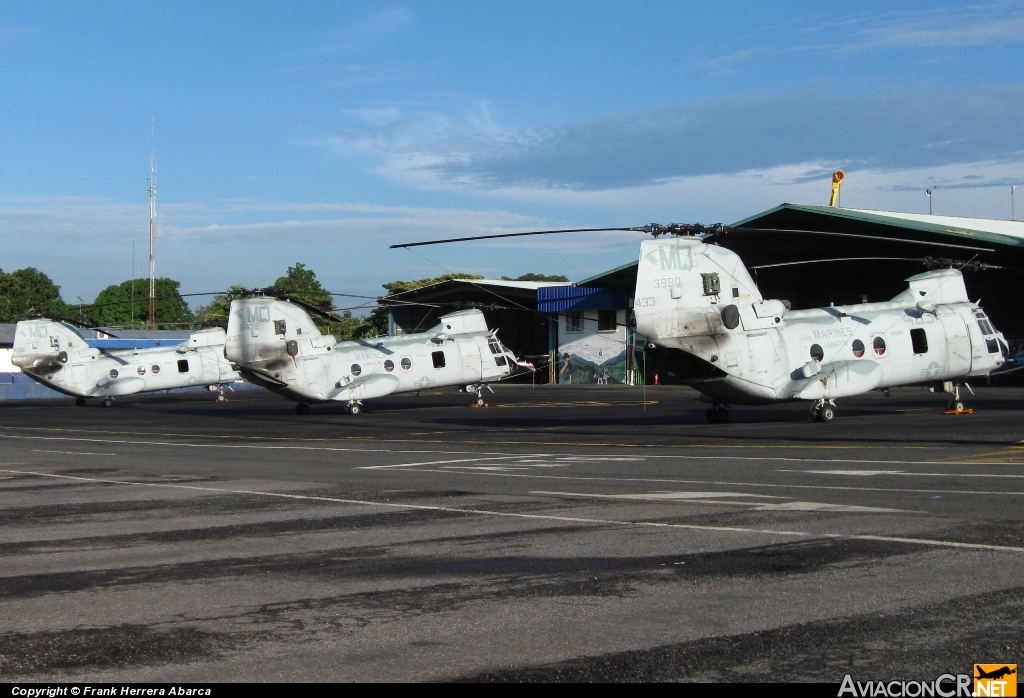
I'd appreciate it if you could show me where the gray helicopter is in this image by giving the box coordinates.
[392,222,1010,423]
[225,296,518,414]
[12,319,241,406]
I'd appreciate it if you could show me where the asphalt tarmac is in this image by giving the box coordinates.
[1,384,1022,682]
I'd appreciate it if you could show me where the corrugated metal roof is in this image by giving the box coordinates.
[537,286,626,312]
[732,204,1024,248]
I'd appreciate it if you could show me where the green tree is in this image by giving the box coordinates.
[194,284,248,328]
[90,278,194,329]
[0,267,70,322]
[271,263,333,314]
[361,273,485,338]
[500,273,569,282]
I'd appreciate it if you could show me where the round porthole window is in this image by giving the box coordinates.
[151,364,161,374]
[351,364,362,377]
[873,336,886,356]
[809,344,824,362]
[383,359,394,372]
[109,369,119,379]
[137,366,146,375]
[401,357,412,371]
[851,339,865,358]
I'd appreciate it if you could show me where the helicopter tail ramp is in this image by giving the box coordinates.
[11,319,88,371]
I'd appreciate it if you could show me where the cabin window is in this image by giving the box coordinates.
[151,364,160,374]
[274,320,286,335]
[383,359,394,372]
[495,355,507,366]
[598,310,616,331]
[731,287,740,298]
[177,359,190,373]
[809,344,824,362]
[351,364,362,377]
[910,328,928,354]
[137,366,146,376]
[109,369,119,379]
[873,337,886,356]
[432,351,446,368]
[401,357,412,370]
[851,339,865,358]
[565,312,583,333]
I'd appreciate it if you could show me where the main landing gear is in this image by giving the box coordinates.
[932,381,972,414]
[706,404,729,423]
[75,397,87,407]
[101,397,115,408]
[811,399,836,422]
[345,401,362,415]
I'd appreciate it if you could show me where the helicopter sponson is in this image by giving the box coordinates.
[225,298,517,413]
[633,237,1008,420]
[11,319,240,405]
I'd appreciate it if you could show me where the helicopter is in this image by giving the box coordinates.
[392,223,1011,422]
[225,295,519,414]
[11,319,241,406]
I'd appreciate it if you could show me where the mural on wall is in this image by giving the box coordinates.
[558,334,630,384]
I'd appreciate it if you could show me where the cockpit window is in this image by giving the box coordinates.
[487,338,503,355]
[978,319,995,335]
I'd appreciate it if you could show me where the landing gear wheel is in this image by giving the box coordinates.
[295,403,310,415]
[819,405,835,422]
[707,406,729,423]
[347,403,361,416]
[476,397,485,407]
[75,397,86,407]
[947,400,965,413]
[102,398,113,408]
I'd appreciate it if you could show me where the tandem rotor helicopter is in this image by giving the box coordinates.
[12,319,240,406]
[225,292,520,414]
[392,217,1013,423]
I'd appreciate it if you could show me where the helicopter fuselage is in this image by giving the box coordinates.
[634,238,1008,406]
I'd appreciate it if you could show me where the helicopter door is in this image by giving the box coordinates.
[457,339,482,381]
[939,313,971,374]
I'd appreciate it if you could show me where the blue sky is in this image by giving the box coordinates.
[1,1,1022,309]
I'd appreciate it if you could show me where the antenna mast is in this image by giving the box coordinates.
[148,120,157,330]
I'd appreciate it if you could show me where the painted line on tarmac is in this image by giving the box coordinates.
[357,455,530,469]
[2,467,1022,555]
[782,469,1024,479]
[4,432,1024,468]
[0,425,973,452]
[368,466,1024,498]
[29,449,117,456]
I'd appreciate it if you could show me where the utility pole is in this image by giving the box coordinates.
[925,189,933,215]
[148,120,157,330]
[1013,186,1017,221]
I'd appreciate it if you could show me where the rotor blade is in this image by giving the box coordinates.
[750,257,925,270]
[390,227,637,249]
[722,227,995,253]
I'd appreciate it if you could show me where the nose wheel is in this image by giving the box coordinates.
[346,401,362,415]
[102,398,114,408]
